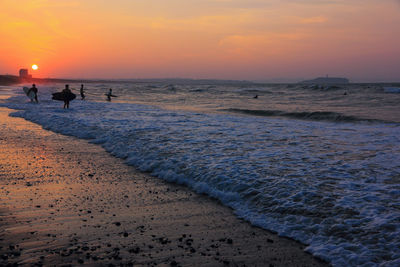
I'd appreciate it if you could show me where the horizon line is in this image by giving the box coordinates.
[1,73,400,84]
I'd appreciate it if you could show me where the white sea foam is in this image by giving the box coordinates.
[2,85,400,266]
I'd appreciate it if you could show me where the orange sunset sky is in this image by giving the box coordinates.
[1,0,400,82]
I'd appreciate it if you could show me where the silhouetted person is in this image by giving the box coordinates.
[28,83,38,103]
[106,88,112,101]
[80,84,85,100]
[62,84,72,109]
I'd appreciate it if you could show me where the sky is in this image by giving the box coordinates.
[1,0,400,82]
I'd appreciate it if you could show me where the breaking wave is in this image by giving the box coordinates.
[224,108,390,124]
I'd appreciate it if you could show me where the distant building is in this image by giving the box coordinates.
[19,69,32,79]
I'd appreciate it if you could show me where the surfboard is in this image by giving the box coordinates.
[104,94,118,97]
[52,92,76,101]
[23,87,35,100]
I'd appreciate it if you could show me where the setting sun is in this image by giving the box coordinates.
[31,64,38,70]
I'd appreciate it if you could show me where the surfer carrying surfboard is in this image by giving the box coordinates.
[52,84,76,107]
[27,84,38,103]
[62,84,72,109]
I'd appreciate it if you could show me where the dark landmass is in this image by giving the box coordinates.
[0,75,254,86]
[0,75,105,86]
[0,75,20,85]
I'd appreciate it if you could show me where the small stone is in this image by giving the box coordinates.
[128,247,140,254]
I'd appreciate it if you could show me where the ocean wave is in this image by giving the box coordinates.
[300,85,343,91]
[384,87,400,93]
[189,88,207,93]
[231,87,274,93]
[224,108,388,123]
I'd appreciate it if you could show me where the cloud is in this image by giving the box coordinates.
[299,16,328,24]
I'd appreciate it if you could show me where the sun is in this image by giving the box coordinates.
[31,64,38,70]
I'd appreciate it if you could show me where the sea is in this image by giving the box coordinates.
[1,81,399,266]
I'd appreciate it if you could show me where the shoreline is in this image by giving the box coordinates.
[0,107,328,266]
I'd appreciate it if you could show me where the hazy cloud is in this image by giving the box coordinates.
[299,16,328,24]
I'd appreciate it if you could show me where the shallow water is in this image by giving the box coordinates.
[1,82,400,266]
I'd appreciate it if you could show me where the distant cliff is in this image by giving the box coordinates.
[300,77,349,84]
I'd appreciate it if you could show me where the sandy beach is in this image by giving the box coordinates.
[0,107,328,266]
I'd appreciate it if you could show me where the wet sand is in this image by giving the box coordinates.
[0,107,328,266]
